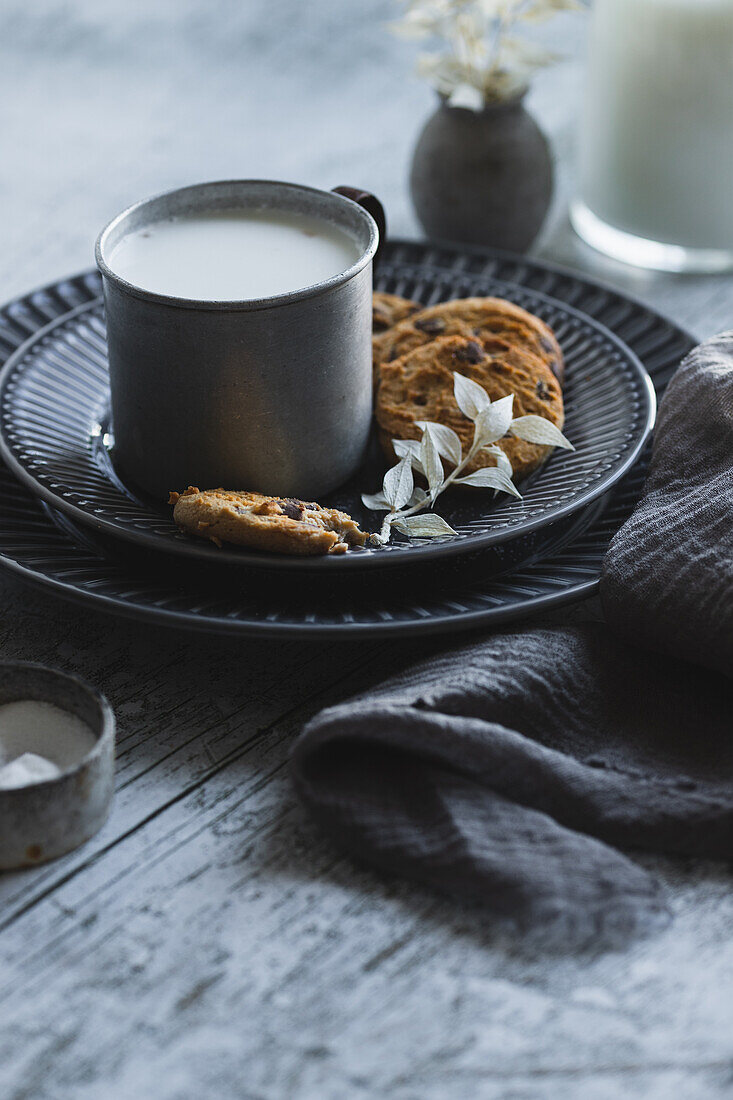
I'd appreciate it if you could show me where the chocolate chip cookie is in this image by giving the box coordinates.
[170,487,369,555]
[373,297,564,384]
[376,335,564,482]
[372,292,421,333]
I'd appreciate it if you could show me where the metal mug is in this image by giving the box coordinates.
[95,180,384,500]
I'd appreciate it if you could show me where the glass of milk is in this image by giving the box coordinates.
[571,0,733,272]
[96,181,383,500]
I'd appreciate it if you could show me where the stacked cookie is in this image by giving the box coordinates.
[372,293,565,483]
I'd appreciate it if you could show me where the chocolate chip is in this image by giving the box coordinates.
[536,380,550,400]
[540,336,553,354]
[372,310,391,331]
[415,318,446,335]
[280,499,304,520]
[454,340,485,364]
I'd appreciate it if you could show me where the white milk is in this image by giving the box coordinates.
[576,0,733,262]
[0,700,97,788]
[109,209,361,301]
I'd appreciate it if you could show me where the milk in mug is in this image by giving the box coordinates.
[109,209,362,301]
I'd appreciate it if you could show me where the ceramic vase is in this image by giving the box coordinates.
[410,96,553,253]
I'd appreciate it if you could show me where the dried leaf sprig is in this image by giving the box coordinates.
[363,370,573,544]
[391,0,584,107]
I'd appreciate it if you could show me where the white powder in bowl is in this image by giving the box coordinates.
[0,700,97,788]
[0,752,62,789]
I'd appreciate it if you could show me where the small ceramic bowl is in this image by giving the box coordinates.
[0,662,115,870]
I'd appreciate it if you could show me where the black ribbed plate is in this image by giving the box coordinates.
[0,244,694,637]
[0,244,656,572]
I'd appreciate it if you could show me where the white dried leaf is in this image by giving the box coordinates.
[475,0,506,16]
[472,393,514,447]
[393,437,426,475]
[420,428,444,500]
[453,371,491,420]
[361,491,391,512]
[510,415,575,449]
[415,52,455,83]
[408,486,430,507]
[500,35,558,68]
[382,455,415,510]
[392,513,458,539]
[454,466,522,498]
[389,2,451,37]
[447,82,486,111]
[481,443,514,477]
[455,9,483,37]
[416,421,463,466]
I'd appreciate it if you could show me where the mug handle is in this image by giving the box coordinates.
[332,186,386,266]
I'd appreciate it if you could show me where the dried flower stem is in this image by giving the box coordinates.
[377,420,504,542]
[391,0,584,106]
[364,370,573,545]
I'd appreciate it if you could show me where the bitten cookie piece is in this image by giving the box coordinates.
[373,296,564,384]
[376,335,564,482]
[170,487,369,555]
[372,292,421,333]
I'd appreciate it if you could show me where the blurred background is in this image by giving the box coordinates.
[0,0,583,297]
[4,0,733,338]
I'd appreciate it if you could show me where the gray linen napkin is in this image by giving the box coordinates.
[291,335,733,948]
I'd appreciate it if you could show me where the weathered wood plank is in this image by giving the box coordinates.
[0,580,421,924]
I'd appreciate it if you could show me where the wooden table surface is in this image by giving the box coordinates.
[1,4,731,1098]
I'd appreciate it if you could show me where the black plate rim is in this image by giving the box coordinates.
[0,279,657,572]
[0,510,602,638]
[380,235,699,342]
